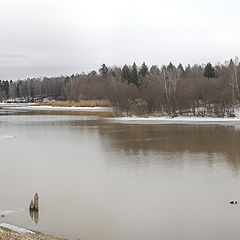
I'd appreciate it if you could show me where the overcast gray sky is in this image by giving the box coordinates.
[0,0,240,80]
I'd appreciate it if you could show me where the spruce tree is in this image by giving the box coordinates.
[177,63,184,73]
[167,62,174,70]
[99,64,108,77]
[139,62,149,77]
[121,65,131,83]
[177,63,185,77]
[131,62,140,87]
[203,63,215,78]
[150,65,160,75]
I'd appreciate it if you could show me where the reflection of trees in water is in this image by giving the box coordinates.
[29,209,39,224]
[68,120,240,170]
[97,124,240,167]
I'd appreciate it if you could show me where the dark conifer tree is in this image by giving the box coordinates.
[150,65,160,75]
[177,63,185,78]
[121,65,131,83]
[139,62,149,77]
[131,62,140,87]
[88,70,97,77]
[203,63,216,78]
[167,62,174,70]
[99,63,108,77]
[177,63,184,73]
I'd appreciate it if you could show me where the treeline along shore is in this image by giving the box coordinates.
[1,57,240,117]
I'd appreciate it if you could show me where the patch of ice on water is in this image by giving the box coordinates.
[0,223,35,234]
[0,210,16,215]
[0,132,14,140]
[0,208,24,216]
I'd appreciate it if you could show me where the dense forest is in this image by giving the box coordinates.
[1,57,240,117]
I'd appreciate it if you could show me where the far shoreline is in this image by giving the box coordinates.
[1,102,240,124]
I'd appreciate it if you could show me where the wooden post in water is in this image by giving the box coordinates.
[34,193,39,211]
[29,193,39,211]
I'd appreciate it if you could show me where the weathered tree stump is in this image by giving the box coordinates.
[29,193,39,211]
[34,193,39,211]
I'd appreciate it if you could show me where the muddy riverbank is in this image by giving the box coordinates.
[0,226,66,240]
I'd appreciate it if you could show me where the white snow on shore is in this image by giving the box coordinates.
[113,116,240,122]
[111,114,240,125]
[0,223,35,234]
[9,105,113,112]
[110,107,240,124]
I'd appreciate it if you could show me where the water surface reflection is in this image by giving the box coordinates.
[1,110,240,240]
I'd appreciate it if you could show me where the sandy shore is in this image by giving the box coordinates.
[0,226,66,240]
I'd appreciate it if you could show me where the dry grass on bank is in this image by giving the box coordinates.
[35,100,111,107]
[126,113,166,118]
[0,227,66,240]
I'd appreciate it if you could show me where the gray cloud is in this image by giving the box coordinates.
[0,54,31,59]
[0,0,240,80]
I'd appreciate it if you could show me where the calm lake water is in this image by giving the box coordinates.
[1,105,240,240]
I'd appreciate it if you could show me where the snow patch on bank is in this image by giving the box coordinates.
[111,109,240,124]
[113,116,240,122]
[0,223,35,234]
[12,105,113,112]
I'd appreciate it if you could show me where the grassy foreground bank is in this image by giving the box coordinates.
[35,100,111,107]
[0,227,66,240]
